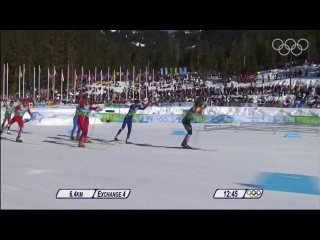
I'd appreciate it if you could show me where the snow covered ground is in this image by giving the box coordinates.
[1,119,319,209]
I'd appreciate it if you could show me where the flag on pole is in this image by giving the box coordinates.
[18,65,21,98]
[68,69,73,78]
[38,65,41,101]
[100,70,103,101]
[47,68,50,101]
[138,69,141,100]
[23,64,25,99]
[75,72,79,83]
[67,65,70,102]
[60,69,64,101]
[19,67,23,78]
[81,66,84,92]
[107,66,110,102]
[33,67,36,102]
[2,64,5,100]
[6,63,9,99]
[135,73,140,82]
[126,69,128,101]
[111,71,115,81]
[52,66,56,100]
[73,69,77,98]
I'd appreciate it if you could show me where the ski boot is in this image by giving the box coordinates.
[181,142,191,149]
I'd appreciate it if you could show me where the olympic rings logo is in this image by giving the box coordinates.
[156,115,169,122]
[246,189,263,197]
[272,38,309,56]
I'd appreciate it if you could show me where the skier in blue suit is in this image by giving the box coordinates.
[70,104,81,140]
[114,99,148,144]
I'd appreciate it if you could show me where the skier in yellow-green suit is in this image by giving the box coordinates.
[2,100,15,134]
[181,97,207,149]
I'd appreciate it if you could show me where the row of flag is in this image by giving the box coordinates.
[3,64,188,102]
[15,66,189,81]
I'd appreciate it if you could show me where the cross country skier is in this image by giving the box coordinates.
[77,95,100,147]
[181,97,207,149]
[70,104,81,140]
[2,100,15,134]
[114,99,148,144]
[0,99,32,142]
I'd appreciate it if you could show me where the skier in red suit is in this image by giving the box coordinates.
[77,95,100,147]
[1,99,32,142]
